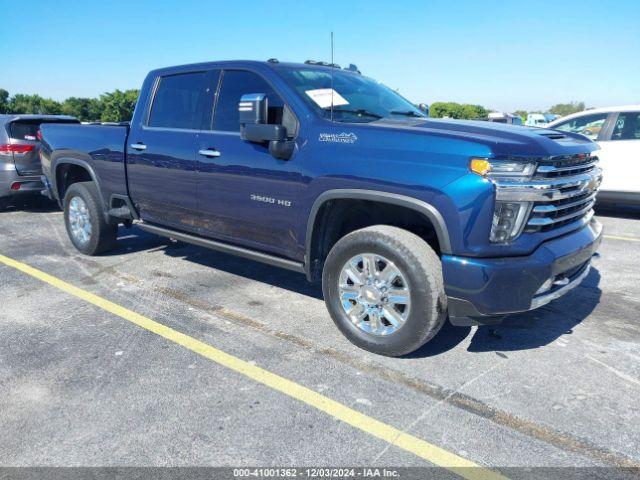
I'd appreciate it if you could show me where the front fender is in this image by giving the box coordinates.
[306,189,452,257]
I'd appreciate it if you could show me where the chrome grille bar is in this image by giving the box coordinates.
[494,160,601,234]
[495,167,603,202]
[532,191,598,213]
[536,160,599,174]
[527,201,596,227]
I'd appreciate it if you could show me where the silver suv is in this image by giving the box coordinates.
[0,114,79,210]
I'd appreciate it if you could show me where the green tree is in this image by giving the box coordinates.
[548,101,585,117]
[430,102,488,120]
[7,94,62,114]
[513,110,528,122]
[61,97,102,122]
[99,89,139,122]
[0,89,9,114]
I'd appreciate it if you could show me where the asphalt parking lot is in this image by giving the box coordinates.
[1,198,639,479]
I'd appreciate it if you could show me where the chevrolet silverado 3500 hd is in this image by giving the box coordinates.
[39,60,603,356]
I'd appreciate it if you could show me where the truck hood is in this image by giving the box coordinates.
[368,118,599,157]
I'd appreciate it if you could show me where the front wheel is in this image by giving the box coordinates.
[322,225,447,356]
[64,182,117,255]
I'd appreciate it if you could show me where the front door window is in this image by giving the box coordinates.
[553,113,608,141]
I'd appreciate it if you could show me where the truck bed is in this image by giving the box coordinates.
[40,123,130,207]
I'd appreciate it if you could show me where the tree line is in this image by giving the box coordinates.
[429,102,488,120]
[429,101,587,121]
[1,87,587,123]
[0,88,139,123]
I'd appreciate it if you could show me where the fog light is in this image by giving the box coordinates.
[10,182,21,191]
[490,201,531,243]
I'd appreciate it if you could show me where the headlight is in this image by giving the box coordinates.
[470,158,537,179]
[470,158,536,243]
[489,201,531,243]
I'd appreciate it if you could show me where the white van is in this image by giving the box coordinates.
[488,112,523,125]
[525,113,557,127]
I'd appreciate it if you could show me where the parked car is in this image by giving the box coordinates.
[547,105,640,205]
[0,114,79,210]
[488,112,523,125]
[39,60,602,356]
[525,113,557,127]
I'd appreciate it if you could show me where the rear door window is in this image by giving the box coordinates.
[611,112,640,141]
[148,72,207,129]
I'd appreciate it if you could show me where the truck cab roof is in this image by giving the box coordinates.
[147,60,360,77]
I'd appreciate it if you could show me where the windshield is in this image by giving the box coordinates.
[276,67,426,123]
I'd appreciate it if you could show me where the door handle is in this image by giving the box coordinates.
[130,143,147,151]
[199,149,221,158]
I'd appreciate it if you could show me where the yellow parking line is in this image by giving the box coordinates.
[604,235,640,243]
[0,253,505,480]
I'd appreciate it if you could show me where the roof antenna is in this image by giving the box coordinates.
[330,31,335,122]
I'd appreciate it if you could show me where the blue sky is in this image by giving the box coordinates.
[1,0,638,112]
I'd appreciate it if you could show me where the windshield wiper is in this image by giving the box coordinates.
[390,110,426,118]
[325,108,383,119]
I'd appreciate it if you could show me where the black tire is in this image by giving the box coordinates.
[63,182,117,255]
[322,225,447,356]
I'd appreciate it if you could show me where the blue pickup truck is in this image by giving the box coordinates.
[39,59,603,356]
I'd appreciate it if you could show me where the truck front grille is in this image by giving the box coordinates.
[534,154,599,179]
[525,154,600,232]
[494,153,602,236]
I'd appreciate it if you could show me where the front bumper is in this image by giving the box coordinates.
[444,217,602,324]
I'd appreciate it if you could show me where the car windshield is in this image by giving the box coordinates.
[276,67,426,123]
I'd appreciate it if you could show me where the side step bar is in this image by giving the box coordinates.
[137,222,306,274]
[107,206,134,219]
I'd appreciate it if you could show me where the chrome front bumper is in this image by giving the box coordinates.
[445,217,602,324]
[530,261,592,310]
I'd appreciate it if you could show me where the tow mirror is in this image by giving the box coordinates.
[239,92,294,160]
[243,124,286,143]
[239,92,287,142]
[239,93,268,126]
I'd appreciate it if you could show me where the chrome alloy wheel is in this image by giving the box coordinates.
[338,253,411,336]
[68,196,92,245]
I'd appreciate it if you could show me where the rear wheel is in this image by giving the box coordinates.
[322,225,447,356]
[64,182,117,255]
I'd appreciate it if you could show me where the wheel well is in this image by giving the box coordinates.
[308,199,442,281]
[55,163,93,202]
